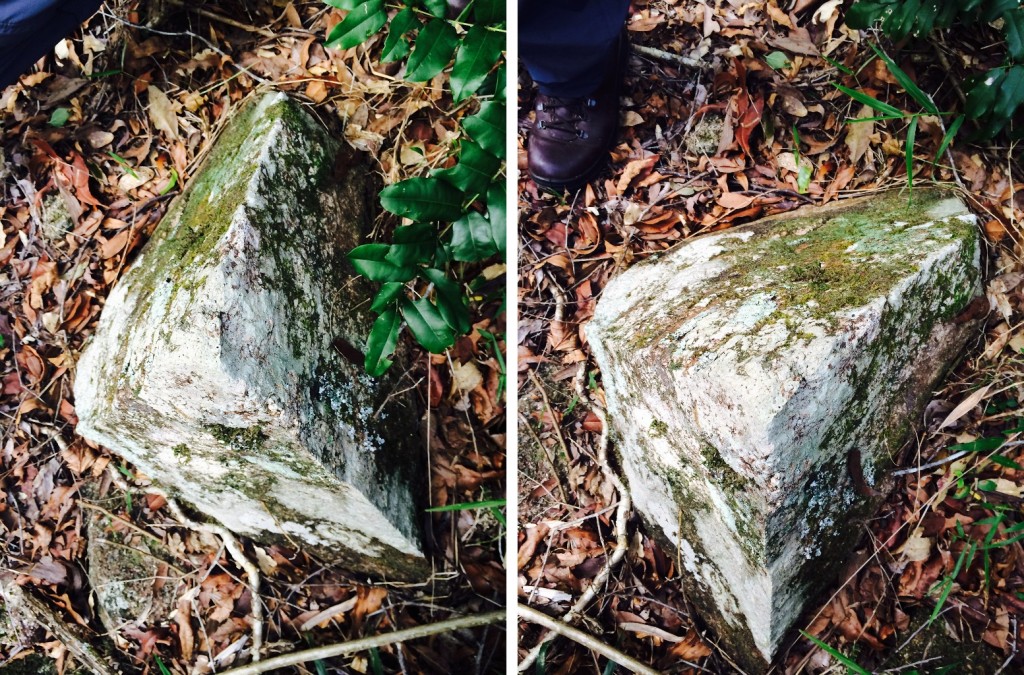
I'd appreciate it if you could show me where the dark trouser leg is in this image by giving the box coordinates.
[519,0,631,97]
[0,0,105,89]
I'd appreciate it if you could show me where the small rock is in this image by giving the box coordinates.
[683,114,724,156]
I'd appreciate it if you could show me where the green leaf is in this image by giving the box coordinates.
[324,0,363,9]
[933,114,964,164]
[401,296,456,353]
[349,244,417,282]
[833,83,904,117]
[989,453,1024,470]
[370,282,405,313]
[845,0,891,28]
[463,101,505,157]
[381,7,419,63]
[423,268,470,333]
[905,114,918,191]
[421,0,448,18]
[366,307,401,376]
[369,648,384,675]
[869,42,938,114]
[494,64,506,102]
[49,108,70,127]
[452,211,498,261]
[432,140,501,198]
[487,181,506,256]
[965,69,1005,120]
[1003,9,1024,60]
[450,25,504,102]
[154,656,172,675]
[425,498,507,512]
[472,0,504,24]
[765,51,791,70]
[949,436,1004,452]
[406,19,458,82]
[325,0,387,50]
[800,631,870,675]
[386,223,437,265]
[380,177,464,222]
[992,64,1024,123]
[797,162,813,194]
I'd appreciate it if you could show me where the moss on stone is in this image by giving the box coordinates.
[206,423,267,454]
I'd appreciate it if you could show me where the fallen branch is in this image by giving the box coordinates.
[517,361,633,672]
[518,604,660,675]
[216,609,505,675]
[632,43,710,70]
[106,469,265,662]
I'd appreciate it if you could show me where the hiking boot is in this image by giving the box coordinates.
[527,35,626,193]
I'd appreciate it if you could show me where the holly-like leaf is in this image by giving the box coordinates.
[349,244,417,281]
[406,19,458,82]
[965,69,1005,120]
[386,223,438,265]
[423,268,470,334]
[365,307,402,376]
[381,7,419,63]
[432,140,501,199]
[401,297,456,353]
[487,181,506,256]
[451,211,497,262]
[473,0,503,24]
[462,101,505,157]
[371,282,405,313]
[326,0,387,50]
[422,0,448,18]
[380,177,464,222]
[1005,9,1024,61]
[451,25,504,101]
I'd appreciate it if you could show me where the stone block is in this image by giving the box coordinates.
[74,93,428,579]
[586,189,982,668]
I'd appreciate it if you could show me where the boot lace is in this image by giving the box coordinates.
[536,97,597,139]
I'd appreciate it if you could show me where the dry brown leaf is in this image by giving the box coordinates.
[845,105,875,164]
[147,85,179,140]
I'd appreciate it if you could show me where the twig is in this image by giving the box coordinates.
[518,360,633,672]
[518,604,662,675]
[215,610,505,675]
[891,450,969,476]
[107,469,265,662]
[164,0,277,38]
[525,371,570,503]
[632,43,710,71]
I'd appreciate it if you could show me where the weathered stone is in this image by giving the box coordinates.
[74,93,428,579]
[586,189,982,669]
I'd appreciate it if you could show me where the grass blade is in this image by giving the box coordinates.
[834,83,904,117]
[800,631,870,675]
[870,42,940,114]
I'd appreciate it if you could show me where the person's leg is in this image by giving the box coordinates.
[520,0,631,192]
[0,0,105,90]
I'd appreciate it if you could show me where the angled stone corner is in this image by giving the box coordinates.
[587,189,983,669]
[74,93,429,580]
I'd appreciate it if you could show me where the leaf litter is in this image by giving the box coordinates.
[518,0,1024,672]
[1,1,504,673]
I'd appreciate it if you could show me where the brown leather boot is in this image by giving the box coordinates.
[527,35,626,193]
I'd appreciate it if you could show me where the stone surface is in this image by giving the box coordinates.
[586,189,983,669]
[74,93,428,579]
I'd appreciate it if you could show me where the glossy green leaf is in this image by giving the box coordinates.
[451,211,497,261]
[370,282,405,313]
[365,307,401,376]
[1006,9,1024,61]
[380,177,464,222]
[462,101,505,157]
[845,0,891,28]
[326,0,386,50]
[451,25,504,101]
[422,0,448,18]
[494,64,506,102]
[381,7,419,63]
[432,140,501,199]
[472,0,504,25]
[965,69,1005,120]
[49,108,70,127]
[386,223,437,265]
[487,181,506,256]
[992,65,1024,123]
[406,19,458,82]
[905,114,918,192]
[324,0,362,8]
[401,296,456,353]
[423,268,470,333]
[349,244,417,281]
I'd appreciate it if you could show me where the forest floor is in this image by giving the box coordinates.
[0,1,505,673]
[517,0,1024,673]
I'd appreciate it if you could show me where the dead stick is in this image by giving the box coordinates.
[518,604,660,675]
[107,469,265,661]
[518,361,633,672]
[632,43,710,70]
[164,0,277,38]
[216,610,505,675]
